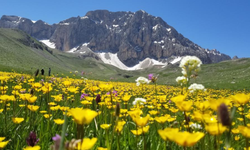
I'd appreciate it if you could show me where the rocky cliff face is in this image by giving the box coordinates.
[0,15,55,39]
[0,10,231,66]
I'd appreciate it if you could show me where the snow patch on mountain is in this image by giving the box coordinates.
[67,43,89,53]
[152,24,160,31]
[170,57,182,64]
[59,23,70,25]
[96,52,170,71]
[81,16,89,19]
[40,39,56,49]
[205,49,222,56]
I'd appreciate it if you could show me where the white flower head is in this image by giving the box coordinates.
[181,68,187,76]
[188,83,205,93]
[135,76,150,86]
[132,98,147,105]
[176,76,188,85]
[190,123,202,129]
[179,56,202,75]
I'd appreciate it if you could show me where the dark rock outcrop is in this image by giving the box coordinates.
[232,56,239,60]
[0,10,231,66]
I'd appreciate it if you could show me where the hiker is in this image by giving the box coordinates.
[41,69,44,75]
[48,68,51,76]
[34,69,39,77]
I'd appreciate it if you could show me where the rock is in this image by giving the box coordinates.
[232,56,239,60]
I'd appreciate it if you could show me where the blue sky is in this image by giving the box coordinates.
[0,0,249,58]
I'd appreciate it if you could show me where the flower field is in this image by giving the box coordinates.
[0,56,250,150]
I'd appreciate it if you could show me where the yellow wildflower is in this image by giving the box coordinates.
[98,147,108,150]
[132,114,150,127]
[175,100,192,111]
[41,82,53,94]
[68,86,79,93]
[69,108,98,125]
[131,126,150,135]
[205,123,227,135]
[148,110,159,116]
[231,128,239,134]
[27,105,39,112]
[0,137,9,149]
[27,96,37,103]
[99,84,113,91]
[231,93,250,104]
[115,120,126,133]
[81,100,92,105]
[54,119,65,125]
[51,94,63,102]
[12,117,24,124]
[171,94,187,102]
[32,82,42,89]
[39,110,47,114]
[155,115,170,124]
[122,94,131,102]
[44,114,52,119]
[158,128,179,141]
[63,80,72,87]
[128,109,143,119]
[238,126,250,138]
[234,136,240,141]
[23,145,41,150]
[75,138,97,150]
[172,132,204,147]
[100,124,111,130]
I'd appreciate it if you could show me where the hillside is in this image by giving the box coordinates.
[0,28,250,89]
[0,28,121,78]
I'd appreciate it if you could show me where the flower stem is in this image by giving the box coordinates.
[143,132,147,150]
[106,129,110,150]
[117,133,120,150]
[4,102,7,135]
[59,110,68,150]
[242,105,249,149]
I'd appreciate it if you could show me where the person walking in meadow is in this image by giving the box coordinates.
[41,69,44,75]
[48,68,51,76]
[34,69,39,77]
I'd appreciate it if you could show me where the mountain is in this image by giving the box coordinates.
[1,28,250,90]
[0,10,231,68]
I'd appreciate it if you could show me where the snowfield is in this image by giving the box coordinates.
[39,39,56,49]
[96,52,180,71]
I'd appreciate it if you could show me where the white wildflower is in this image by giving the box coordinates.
[176,76,188,85]
[135,76,150,86]
[188,83,205,93]
[179,56,202,76]
[181,68,187,76]
[190,123,202,129]
[132,98,147,105]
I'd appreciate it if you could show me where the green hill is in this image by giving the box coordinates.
[0,28,122,78]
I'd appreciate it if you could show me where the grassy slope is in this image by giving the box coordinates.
[0,28,68,74]
[1,28,250,90]
[0,28,121,78]
[197,58,250,90]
